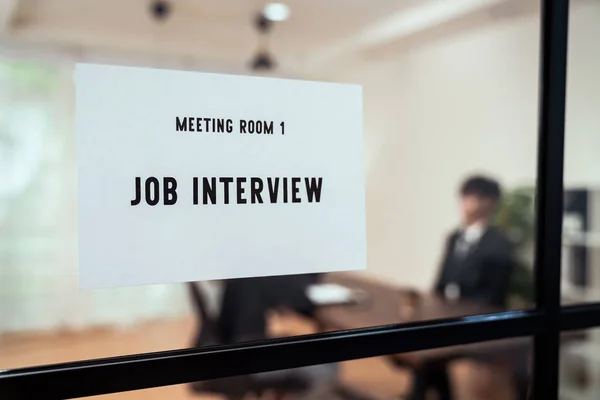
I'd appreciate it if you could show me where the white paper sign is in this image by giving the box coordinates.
[76,63,366,289]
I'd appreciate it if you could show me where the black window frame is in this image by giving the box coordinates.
[0,1,587,399]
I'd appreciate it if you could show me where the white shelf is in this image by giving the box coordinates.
[560,386,600,400]
[560,340,600,400]
[563,232,600,247]
[563,342,600,364]
[561,283,600,303]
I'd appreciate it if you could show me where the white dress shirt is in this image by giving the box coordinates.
[454,224,485,256]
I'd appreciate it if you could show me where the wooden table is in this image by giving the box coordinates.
[316,274,531,365]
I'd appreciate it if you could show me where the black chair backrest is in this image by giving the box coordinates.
[187,282,255,398]
[187,282,211,323]
[187,282,221,347]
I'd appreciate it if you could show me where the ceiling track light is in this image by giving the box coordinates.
[150,0,172,22]
[249,11,276,71]
[263,3,291,22]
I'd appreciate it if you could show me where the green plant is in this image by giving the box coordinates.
[492,187,536,307]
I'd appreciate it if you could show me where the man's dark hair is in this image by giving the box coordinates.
[460,175,502,201]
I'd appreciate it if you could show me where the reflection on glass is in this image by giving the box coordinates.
[0,59,191,367]
[0,62,52,222]
[0,3,561,400]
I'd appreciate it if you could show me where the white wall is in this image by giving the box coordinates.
[324,1,600,289]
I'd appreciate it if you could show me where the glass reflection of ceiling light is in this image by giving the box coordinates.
[0,106,45,202]
[263,3,290,22]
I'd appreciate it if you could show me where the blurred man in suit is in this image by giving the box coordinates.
[435,176,515,308]
[408,175,516,400]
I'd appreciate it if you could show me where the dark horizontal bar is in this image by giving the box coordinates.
[0,310,541,399]
[561,303,600,331]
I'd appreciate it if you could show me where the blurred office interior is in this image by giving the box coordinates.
[1,0,600,399]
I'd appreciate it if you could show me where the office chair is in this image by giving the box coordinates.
[186,282,310,400]
[188,281,220,347]
[187,281,372,400]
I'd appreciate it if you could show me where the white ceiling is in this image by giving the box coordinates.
[0,0,541,75]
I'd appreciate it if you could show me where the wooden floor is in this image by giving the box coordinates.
[0,315,516,400]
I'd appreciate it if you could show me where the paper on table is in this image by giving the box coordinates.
[306,283,357,305]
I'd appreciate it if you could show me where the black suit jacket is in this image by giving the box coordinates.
[434,227,516,308]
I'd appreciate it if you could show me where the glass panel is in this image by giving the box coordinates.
[80,338,532,400]
[561,0,600,305]
[1,0,539,370]
[560,329,600,400]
